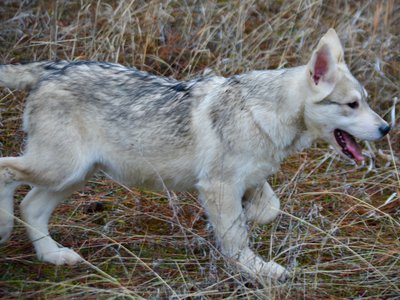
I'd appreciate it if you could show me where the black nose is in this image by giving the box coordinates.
[379,124,390,136]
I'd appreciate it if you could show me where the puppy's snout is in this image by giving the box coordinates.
[379,124,390,137]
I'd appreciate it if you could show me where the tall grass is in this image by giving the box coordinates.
[0,0,399,299]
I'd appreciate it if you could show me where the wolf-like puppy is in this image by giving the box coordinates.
[0,29,390,280]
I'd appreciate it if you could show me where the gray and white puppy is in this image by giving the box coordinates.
[0,29,389,280]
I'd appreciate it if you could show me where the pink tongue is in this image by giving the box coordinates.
[342,131,364,162]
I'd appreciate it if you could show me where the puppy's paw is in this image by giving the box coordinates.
[264,261,291,282]
[39,247,83,265]
[237,249,291,282]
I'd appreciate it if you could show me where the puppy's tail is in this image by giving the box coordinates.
[0,61,68,90]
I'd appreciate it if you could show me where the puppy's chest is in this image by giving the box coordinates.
[236,148,282,182]
[239,131,312,183]
[239,160,280,189]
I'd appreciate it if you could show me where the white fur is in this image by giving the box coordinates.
[0,29,389,281]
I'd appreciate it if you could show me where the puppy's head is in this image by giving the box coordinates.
[304,29,389,162]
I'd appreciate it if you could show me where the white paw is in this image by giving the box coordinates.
[0,220,13,243]
[39,247,83,265]
[237,248,290,282]
[263,261,290,282]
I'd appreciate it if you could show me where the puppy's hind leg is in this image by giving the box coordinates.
[20,186,84,265]
[18,148,96,265]
[0,151,94,265]
[244,182,280,225]
[0,157,27,243]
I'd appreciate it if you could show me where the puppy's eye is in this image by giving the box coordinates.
[347,101,359,109]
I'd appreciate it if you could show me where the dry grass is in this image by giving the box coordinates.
[0,0,399,299]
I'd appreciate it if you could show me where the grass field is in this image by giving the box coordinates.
[0,0,399,299]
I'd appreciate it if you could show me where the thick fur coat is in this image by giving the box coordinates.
[0,29,389,280]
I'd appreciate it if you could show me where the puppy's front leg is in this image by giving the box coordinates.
[197,179,288,281]
[244,181,280,225]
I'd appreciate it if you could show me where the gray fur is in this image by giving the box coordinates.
[0,29,389,281]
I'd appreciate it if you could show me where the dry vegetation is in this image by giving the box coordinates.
[0,0,399,299]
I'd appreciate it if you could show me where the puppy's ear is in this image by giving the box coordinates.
[309,44,336,86]
[307,29,343,98]
[317,28,344,63]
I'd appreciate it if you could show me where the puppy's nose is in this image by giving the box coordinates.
[379,124,390,136]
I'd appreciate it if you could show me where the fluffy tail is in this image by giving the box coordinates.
[0,61,68,90]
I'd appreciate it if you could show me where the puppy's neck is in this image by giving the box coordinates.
[242,66,315,154]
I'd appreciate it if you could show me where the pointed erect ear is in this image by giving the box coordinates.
[309,44,336,86]
[307,29,342,98]
[316,28,344,63]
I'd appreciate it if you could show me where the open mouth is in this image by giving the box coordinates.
[334,129,364,162]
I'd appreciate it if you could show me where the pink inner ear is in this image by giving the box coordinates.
[313,48,330,85]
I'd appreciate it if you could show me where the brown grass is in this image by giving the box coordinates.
[0,0,399,299]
